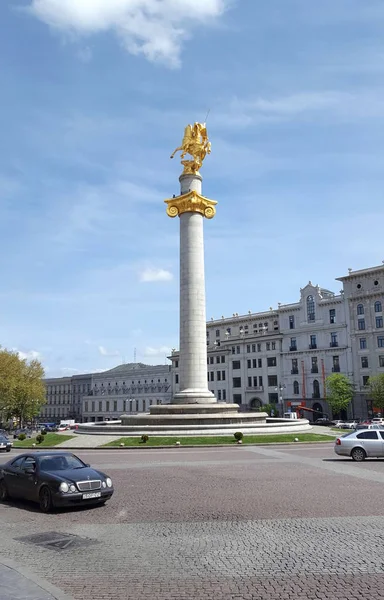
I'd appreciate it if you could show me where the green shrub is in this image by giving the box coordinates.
[18,433,26,441]
[41,429,47,436]
[234,432,243,441]
[141,434,149,443]
[36,434,44,444]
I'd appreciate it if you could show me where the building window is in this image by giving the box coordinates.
[216,356,220,364]
[311,357,318,373]
[247,359,251,369]
[231,346,235,354]
[91,401,95,412]
[268,375,278,387]
[258,358,262,368]
[272,342,276,350]
[362,376,370,386]
[253,376,258,387]
[252,359,257,368]
[252,344,256,353]
[376,316,383,329]
[357,304,364,315]
[266,342,271,351]
[290,338,297,351]
[289,315,295,329]
[218,390,222,401]
[378,336,384,348]
[226,327,231,334]
[175,374,179,384]
[379,356,384,368]
[222,371,226,381]
[114,401,117,411]
[307,295,315,322]
[232,377,241,388]
[217,371,221,381]
[291,359,298,374]
[375,301,382,313]
[233,394,242,404]
[247,376,252,387]
[268,393,278,404]
[222,389,226,400]
[232,361,241,369]
[259,376,263,387]
[329,309,336,324]
[246,344,251,353]
[216,329,220,337]
[361,356,369,369]
[358,319,365,331]
[330,333,338,347]
[332,356,340,372]
[221,355,225,363]
[267,357,277,367]
[293,381,299,395]
[106,401,110,411]
[257,343,261,352]
[359,338,367,350]
[99,401,102,412]
[310,335,317,349]
[236,346,240,354]
[209,356,214,364]
[85,401,88,412]
[175,360,179,368]
[210,372,214,382]
[313,380,320,399]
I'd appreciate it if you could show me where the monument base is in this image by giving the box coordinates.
[172,389,216,404]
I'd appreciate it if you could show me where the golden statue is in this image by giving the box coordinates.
[170,122,211,174]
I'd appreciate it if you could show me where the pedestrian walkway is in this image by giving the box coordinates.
[0,560,73,600]
[57,433,119,448]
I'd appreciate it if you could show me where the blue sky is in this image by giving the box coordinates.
[1,0,383,377]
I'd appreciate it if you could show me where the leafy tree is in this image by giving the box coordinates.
[325,373,353,417]
[368,374,384,413]
[0,348,45,426]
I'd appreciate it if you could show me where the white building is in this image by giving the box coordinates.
[337,264,384,416]
[82,363,172,422]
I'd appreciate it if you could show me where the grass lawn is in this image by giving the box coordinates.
[13,433,75,448]
[104,433,335,447]
[331,428,350,433]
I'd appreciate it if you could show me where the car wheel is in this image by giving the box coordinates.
[351,447,366,462]
[0,480,9,501]
[6,448,11,452]
[39,486,52,513]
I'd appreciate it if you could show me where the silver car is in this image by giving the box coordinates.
[334,428,384,461]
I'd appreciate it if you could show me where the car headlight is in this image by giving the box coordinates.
[106,477,112,488]
[69,484,76,493]
[59,482,69,493]
[102,481,106,488]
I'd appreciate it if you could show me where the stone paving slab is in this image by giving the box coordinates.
[0,560,73,600]
[57,434,118,448]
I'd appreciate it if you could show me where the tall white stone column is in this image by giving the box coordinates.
[165,173,217,404]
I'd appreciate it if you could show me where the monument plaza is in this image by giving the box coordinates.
[1,443,384,600]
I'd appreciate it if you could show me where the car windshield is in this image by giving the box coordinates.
[38,455,86,471]
[0,436,9,441]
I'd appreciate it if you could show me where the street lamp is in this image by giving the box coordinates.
[275,383,286,417]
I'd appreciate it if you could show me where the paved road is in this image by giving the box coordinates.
[1,443,384,599]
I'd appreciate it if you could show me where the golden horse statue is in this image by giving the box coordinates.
[170,122,211,174]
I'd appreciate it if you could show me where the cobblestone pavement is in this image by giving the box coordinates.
[57,434,119,448]
[1,443,384,599]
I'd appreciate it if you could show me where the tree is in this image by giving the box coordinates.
[325,373,353,417]
[0,348,45,426]
[368,374,384,414]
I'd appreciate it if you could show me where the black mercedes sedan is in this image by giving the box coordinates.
[0,452,114,512]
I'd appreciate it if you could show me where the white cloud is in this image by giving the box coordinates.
[15,349,42,361]
[26,0,228,67]
[139,267,173,282]
[98,345,120,357]
[144,345,171,357]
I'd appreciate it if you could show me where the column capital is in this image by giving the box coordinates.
[164,190,217,219]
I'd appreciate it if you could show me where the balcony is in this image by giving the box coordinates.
[311,368,319,374]
[291,369,299,375]
[330,342,339,348]
[309,344,317,350]
[246,386,264,392]
[289,346,297,352]
[332,366,340,372]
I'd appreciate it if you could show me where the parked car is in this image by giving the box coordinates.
[332,420,347,428]
[0,452,114,512]
[344,421,359,429]
[355,423,384,430]
[314,418,333,426]
[334,428,384,461]
[0,436,12,453]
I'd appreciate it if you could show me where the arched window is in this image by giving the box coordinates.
[293,381,299,395]
[375,301,382,313]
[313,379,320,398]
[357,304,364,315]
[307,295,315,322]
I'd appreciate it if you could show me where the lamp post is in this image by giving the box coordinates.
[275,383,286,417]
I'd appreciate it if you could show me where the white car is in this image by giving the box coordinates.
[333,421,347,429]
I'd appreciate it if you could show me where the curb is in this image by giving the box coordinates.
[0,558,74,600]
